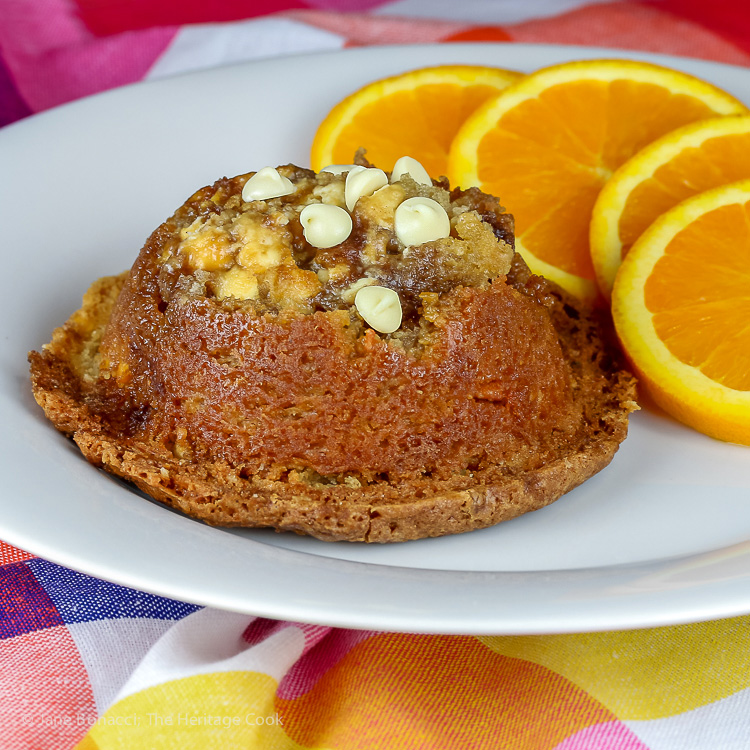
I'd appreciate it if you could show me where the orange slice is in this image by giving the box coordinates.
[310,65,521,178]
[612,180,750,444]
[448,59,748,299]
[592,115,750,299]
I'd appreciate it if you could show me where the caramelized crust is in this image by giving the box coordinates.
[29,165,637,542]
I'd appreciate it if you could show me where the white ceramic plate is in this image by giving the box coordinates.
[2,43,750,635]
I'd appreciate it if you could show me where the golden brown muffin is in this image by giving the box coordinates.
[29,159,637,542]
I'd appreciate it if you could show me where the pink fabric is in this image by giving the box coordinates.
[305,0,388,10]
[552,722,649,750]
[0,626,95,749]
[509,2,750,65]
[0,0,176,111]
[3,0,750,120]
[286,9,468,44]
[278,629,377,699]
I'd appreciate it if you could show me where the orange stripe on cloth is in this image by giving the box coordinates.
[444,27,513,43]
[276,632,616,750]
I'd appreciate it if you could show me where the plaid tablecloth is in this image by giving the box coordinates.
[2,1,750,748]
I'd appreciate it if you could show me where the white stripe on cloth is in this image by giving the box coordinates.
[146,16,345,80]
[626,687,750,750]
[67,618,175,714]
[110,610,306,704]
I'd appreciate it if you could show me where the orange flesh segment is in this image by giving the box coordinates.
[619,132,750,257]
[475,80,719,281]
[477,126,604,277]
[601,82,718,169]
[645,201,750,390]
[522,183,602,279]
[329,83,507,177]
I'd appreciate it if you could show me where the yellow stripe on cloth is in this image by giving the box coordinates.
[480,615,750,720]
[79,671,315,750]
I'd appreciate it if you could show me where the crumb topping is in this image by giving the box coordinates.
[162,158,514,330]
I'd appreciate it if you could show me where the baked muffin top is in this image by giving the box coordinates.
[86,160,585,483]
[29,157,637,541]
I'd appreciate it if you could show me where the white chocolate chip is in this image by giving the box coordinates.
[395,197,450,246]
[345,167,388,212]
[354,285,402,334]
[242,167,294,202]
[300,204,352,249]
[391,156,432,186]
[321,164,361,175]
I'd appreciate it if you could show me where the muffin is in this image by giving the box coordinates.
[29,156,637,542]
